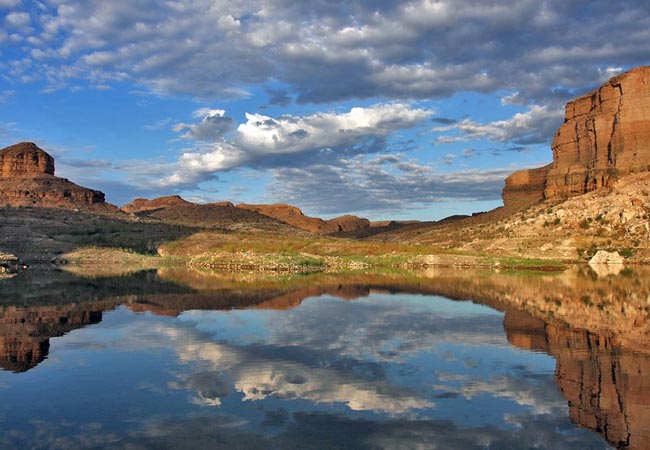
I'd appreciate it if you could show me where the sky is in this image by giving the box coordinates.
[0,0,648,220]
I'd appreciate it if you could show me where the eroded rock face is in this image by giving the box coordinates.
[502,164,552,211]
[327,214,371,233]
[0,142,54,177]
[0,142,116,211]
[546,66,650,198]
[505,312,650,450]
[503,66,650,211]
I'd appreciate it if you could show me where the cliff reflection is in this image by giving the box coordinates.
[1,265,649,448]
[506,309,650,449]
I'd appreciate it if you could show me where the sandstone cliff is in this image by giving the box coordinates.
[0,142,116,212]
[502,163,552,211]
[0,142,55,177]
[503,66,650,211]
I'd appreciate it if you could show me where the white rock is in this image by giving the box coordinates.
[589,250,624,265]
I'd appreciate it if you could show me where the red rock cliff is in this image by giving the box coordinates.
[0,142,55,177]
[505,311,650,450]
[0,142,116,211]
[503,66,650,210]
[546,66,650,198]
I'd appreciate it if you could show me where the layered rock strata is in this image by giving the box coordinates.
[503,66,650,211]
[0,142,115,211]
[502,164,552,211]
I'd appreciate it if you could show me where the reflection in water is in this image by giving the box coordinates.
[0,265,649,448]
[506,310,650,449]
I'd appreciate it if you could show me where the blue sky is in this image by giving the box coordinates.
[0,0,648,220]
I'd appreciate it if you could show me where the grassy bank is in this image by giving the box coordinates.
[60,229,567,275]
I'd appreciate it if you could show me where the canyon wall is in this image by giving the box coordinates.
[503,66,650,211]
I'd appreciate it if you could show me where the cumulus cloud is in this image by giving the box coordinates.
[173,108,236,142]
[434,105,564,145]
[4,11,29,28]
[0,0,21,8]
[161,103,432,187]
[3,0,649,104]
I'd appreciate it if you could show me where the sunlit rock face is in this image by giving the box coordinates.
[503,66,650,211]
[0,142,55,177]
[502,164,552,211]
[121,195,193,214]
[0,142,114,210]
[546,66,650,198]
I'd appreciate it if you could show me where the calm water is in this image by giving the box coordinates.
[1,267,649,449]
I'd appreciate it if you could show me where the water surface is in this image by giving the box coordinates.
[1,267,649,449]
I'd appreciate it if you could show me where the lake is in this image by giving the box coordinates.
[1,266,649,449]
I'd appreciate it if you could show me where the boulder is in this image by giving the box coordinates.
[589,250,625,270]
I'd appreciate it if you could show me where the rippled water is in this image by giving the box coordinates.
[1,267,648,449]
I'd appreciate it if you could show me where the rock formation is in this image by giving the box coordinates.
[0,142,55,177]
[0,142,116,211]
[503,66,650,211]
[502,164,552,211]
[236,203,370,234]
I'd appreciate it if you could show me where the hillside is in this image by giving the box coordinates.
[121,196,296,233]
[370,171,650,263]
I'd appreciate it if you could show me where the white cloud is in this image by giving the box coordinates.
[0,90,14,103]
[162,324,432,414]
[2,0,648,104]
[5,11,29,28]
[160,103,432,187]
[268,156,515,215]
[433,105,564,145]
[173,108,235,142]
[0,0,20,8]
